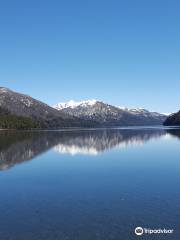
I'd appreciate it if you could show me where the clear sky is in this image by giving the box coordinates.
[0,0,179,113]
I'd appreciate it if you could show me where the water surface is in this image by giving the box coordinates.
[0,127,180,239]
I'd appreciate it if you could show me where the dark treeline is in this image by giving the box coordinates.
[0,108,41,129]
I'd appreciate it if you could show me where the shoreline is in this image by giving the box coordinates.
[0,125,180,132]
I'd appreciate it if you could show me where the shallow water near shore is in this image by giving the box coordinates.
[0,127,180,240]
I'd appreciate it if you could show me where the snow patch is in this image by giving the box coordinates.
[20,98,33,107]
[54,99,97,110]
[162,113,171,116]
[0,87,9,93]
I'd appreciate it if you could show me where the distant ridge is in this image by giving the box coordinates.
[0,88,169,129]
[53,99,167,126]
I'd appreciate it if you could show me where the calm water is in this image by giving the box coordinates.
[0,127,180,240]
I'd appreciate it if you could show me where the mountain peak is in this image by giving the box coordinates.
[54,99,97,110]
[0,87,10,93]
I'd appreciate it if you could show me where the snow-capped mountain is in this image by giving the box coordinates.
[0,87,169,129]
[53,99,167,126]
[54,99,97,110]
[118,106,167,118]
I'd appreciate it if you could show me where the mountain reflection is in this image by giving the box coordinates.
[166,128,180,139]
[0,131,62,170]
[0,128,170,170]
[54,128,166,155]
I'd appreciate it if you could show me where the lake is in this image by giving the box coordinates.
[0,127,180,239]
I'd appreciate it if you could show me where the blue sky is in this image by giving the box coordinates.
[0,0,179,113]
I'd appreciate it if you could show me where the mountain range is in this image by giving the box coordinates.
[53,100,167,126]
[0,87,173,129]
